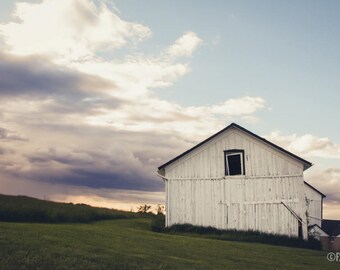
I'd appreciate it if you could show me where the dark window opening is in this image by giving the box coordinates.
[224,150,245,176]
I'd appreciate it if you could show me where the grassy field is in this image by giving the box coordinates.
[0,194,337,269]
[0,218,337,270]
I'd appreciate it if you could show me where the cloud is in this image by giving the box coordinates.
[265,131,340,159]
[0,126,26,141]
[306,168,340,202]
[72,56,190,100]
[206,96,265,116]
[0,53,124,122]
[85,96,266,140]
[0,122,185,193]
[0,53,115,97]
[22,146,162,191]
[0,0,267,209]
[0,94,265,194]
[166,31,203,58]
[0,0,151,63]
[0,146,14,155]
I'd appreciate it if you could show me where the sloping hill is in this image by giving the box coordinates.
[0,193,139,223]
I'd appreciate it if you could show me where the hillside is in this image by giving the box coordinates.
[0,194,139,223]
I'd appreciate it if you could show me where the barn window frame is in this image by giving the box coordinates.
[224,149,245,176]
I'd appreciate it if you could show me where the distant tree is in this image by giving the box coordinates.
[155,204,165,215]
[137,204,151,213]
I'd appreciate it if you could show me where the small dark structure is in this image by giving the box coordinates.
[309,219,340,251]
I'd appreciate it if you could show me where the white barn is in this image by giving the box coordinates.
[157,123,325,240]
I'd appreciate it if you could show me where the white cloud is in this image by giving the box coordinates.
[166,31,203,58]
[0,0,151,63]
[265,131,340,159]
[71,56,190,99]
[209,96,265,116]
[85,96,266,139]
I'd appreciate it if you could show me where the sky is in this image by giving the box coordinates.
[0,0,339,218]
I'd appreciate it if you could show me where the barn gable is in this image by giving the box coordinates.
[159,123,312,179]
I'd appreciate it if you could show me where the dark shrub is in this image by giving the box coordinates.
[150,214,165,232]
[164,223,321,250]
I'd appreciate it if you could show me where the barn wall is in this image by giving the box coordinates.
[165,128,304,179]
[304,184,323,227]
[166,176,306,238]
[164,127,308,238]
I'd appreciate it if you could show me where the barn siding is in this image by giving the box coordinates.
[304,184,323,227]
[164,127,308,239]
[166,176,305,237]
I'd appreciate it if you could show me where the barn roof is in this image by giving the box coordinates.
[158,122,313,170]
[304,181,326,198]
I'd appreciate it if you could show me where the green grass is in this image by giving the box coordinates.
[0,194,140,223]
[0,218,337,270]
[0,194,336,269]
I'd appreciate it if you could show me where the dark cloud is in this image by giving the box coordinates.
[0,127,27,141]
[19,163,162,191]
[64,169,162,191]
[0,146,13,155]
[0,53,114,97]
[21,139,169,192]
[0,53,124,118]
[0,53,187,199]
[26,149,94,166]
